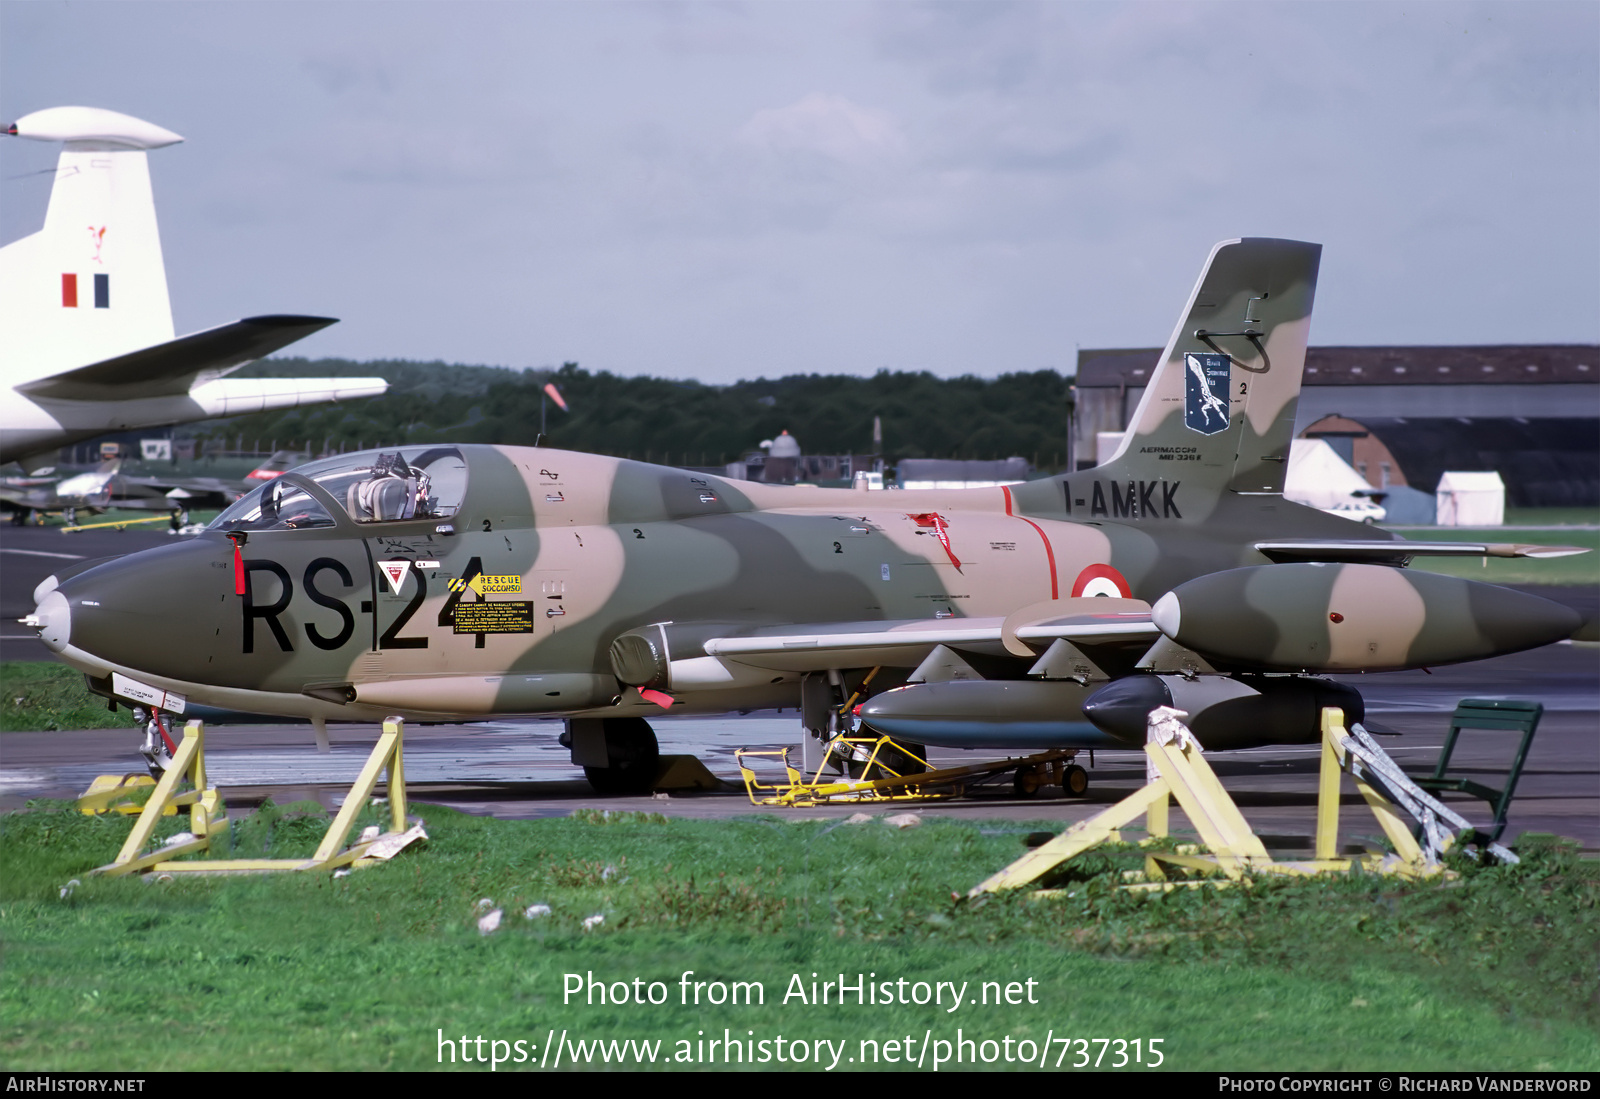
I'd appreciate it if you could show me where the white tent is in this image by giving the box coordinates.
[1436,471,1505,526]
[1095,431,1125,467]
[1285,439,1386,522]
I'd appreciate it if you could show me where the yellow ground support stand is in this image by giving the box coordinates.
[90,717,418,878]
[971,706,1495,898]
[737,735,1075,808]
[78,774,178,816]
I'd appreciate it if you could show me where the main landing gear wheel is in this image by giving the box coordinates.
[1062,763,1089,798]
[582,717,660,795]
[843,738,927,780]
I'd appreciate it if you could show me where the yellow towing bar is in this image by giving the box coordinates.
[62,515,172,533]
[736,735,1076,807]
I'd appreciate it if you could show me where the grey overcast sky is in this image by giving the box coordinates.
[3,1,1596,382]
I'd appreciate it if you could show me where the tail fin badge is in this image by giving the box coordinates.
[1183,353,1232,436]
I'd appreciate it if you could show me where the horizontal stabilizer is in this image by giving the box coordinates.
[6,106,183,149]
[1256,540,1591,564]
[17,315,339,401]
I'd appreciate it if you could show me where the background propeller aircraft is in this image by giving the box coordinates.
[24,239,1588,792]
[0,106,386,466]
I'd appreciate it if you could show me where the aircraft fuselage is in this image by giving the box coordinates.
[35,444,1261,723]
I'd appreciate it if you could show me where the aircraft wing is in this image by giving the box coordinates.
[15,315,338,401]
[1256,540,1590,564]
[702,606,1159,673]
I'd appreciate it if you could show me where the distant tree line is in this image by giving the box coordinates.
[208,358,1076,470]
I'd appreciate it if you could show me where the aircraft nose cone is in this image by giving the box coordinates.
[36,538,234,679]
[29,589,72,653]
[1150,591,1181,638]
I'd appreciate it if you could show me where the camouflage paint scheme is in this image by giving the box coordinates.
[29,240,1585,779]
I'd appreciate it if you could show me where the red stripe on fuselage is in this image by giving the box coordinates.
[1002,486,1059,599]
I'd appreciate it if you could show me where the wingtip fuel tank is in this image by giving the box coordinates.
[1151,563,1583,673]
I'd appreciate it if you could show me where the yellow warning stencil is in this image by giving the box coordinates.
[447,574,523,595]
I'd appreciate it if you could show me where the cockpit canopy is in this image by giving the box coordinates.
[209,447,469,532]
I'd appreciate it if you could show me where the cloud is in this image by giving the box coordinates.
[2,1,1592,377]
[737,92,907,167]
[873,1,1046,95]
[646,0,776,56]
[300,52,396,98]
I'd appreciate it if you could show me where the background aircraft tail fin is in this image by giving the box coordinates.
[0,107,182,386]
[1096,237,1322,498]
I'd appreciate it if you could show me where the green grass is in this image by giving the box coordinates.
[1503,508,1600,528]
[1,662,133,732]
[1390,528,1599,586]
[2,803,1596,1071]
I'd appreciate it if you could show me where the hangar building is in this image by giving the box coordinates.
[1072,345,1599,507]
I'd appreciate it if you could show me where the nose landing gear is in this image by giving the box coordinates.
[132,707,178,778]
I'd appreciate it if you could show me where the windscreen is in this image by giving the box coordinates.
[209,447,469,531]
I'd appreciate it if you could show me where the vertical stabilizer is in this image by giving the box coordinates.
[0,107,182,385]
[1099,238,1321,497]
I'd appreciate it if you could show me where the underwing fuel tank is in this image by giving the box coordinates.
[858,680,1125,750]
[1081,674,1365,751]
[1150,563,1582,672]
[860,674,1364,753]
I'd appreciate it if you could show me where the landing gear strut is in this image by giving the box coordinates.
[133,706,176,778]
[805,668,925,779]
[840,738,927,780]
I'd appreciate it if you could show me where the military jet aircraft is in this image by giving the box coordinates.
[2,449,307,526]
[24,239,1588,792]
[1,457,122,525]
[0,455,252,526]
